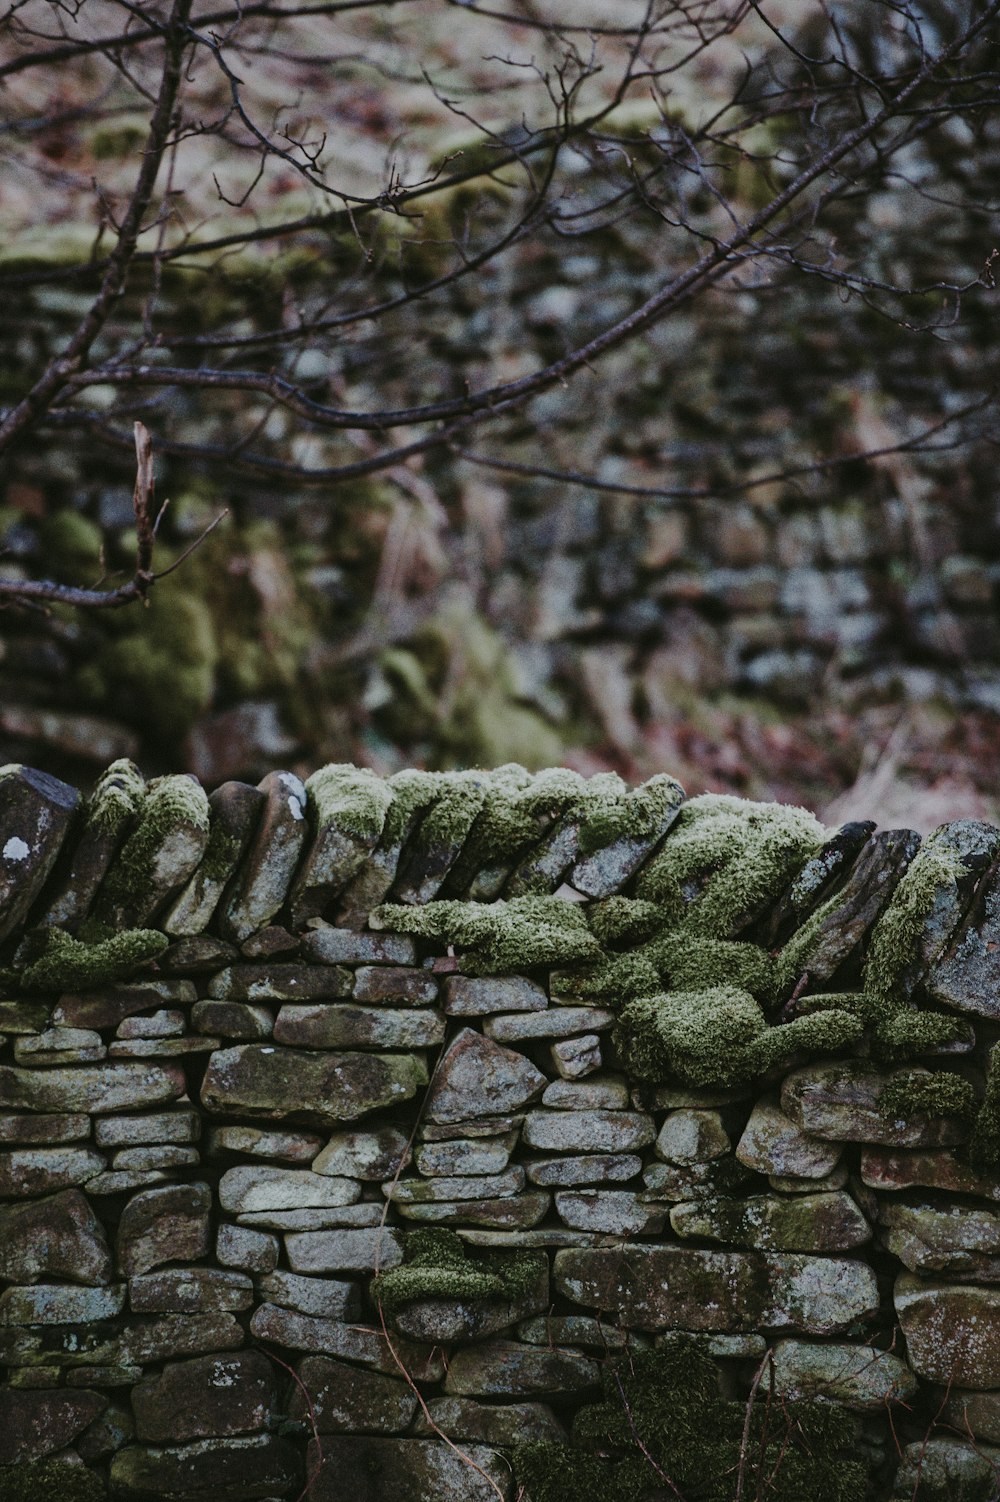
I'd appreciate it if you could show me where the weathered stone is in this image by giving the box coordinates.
[385,1167,525,1203]
[0,1282,125,1324]
[878,1198,1000,1277]
[414,1134,516,1177]
[766,821,876,946]
[861,1147,1000,1201]
[191,999,273,1039]
[207,964,351,1001]
[117,1182,212,1276]
[421,1115,521,1141]
[781,828,920,984]
[287,767,393,929]
[55,979,197,1030]
[207,1124,323,1163]
[132,1352,276,1444]
[240,923,299,956]
[764,1339,917,1409]
[274,1003,444,1050]
[88,1168,171,1194]
[570,778,684,898]
[443,1338,599,1396]
[353,966,439,1005]
[0,1112,89,1143]
[0,1144,104,1196]
[76,1397,135,1462]
[506,813,584,897]
[110,1434,298,1501]
[458,1228,618,1248]
[891,1436,1000,1500]
[117,1009,187,1038]
[201,1043,427,1126]
[129,1268,253,1314]
[541,1076,631,1110]
[425,1029,546,1123]
[927,849,1000,1017]
[289,1355,416,1433]
[220,1166,361,1214]
[305,1436,510,1502]
[516,1316,643,1352]
[0,1189,112,1284]
[301,929,418,966]
[95,1109,200,1147]
[110,1034,221,1058]
[395,1192,551,1230]
[0,765,78,943]
[217,1223,279,1273]
[388,1261,549,1345]
[940,1390,1000,1444]
[96,774,211,928]
[526,1153,641,1186]
[737,1094,844,1178]
[164,781,265,936]
[158,936,240,974]
[256,1271,362,1319]
[896,1273,1000,1387]
[238,1203,387,1232]
[0,1061,185,1114]
[768,1163,850,1194]
[250,1304,441,1379]
[484,1006,613,1042]
[443,975,547,1016]
[0,1001,50,1033]
[550,1033,602,1079]
[556,1190,665,1235]
[522,1109,655,1154]
[671,1191,871,1252]
[555,1246,879,1333]
[119,1314,245,1366]
[641,1158,754,1202]
[781,1062,968,1146]
[655,1109,731,1164]
[392,772,492,903]
[413,1396,565,1445]
[285,1227,405,1274]
[0,1387,106,1463]
[14,1027,105,1065]
[221,770,308,942]
[313,1125,411,1180]
[631,1082,757,1110]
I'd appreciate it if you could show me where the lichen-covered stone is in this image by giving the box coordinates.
[288,1355,416,1433]
[131,1352,276,1444]
[570,774,684,897]
[384,1167,525,1203]
[0,1388,107,1463]
[394,1191,550,1229]
[40,759,144,930]
[128,1268,254,1313]
[0,1112,90,1143]
[556,1190,665,1235]
[860,1146,1000,1200]
[305,1436,511,1502]
[301,929,418,966]
[201,1043,427,1125]
[414,1134,516,1177]
[287,764,393,927]
[765,1339,917,1409]
[13,1026,106,1066]
[443,975,547,1015]
[313,1125,411,1180]
[0,1145,105,1196]
[0,1061,185,1115]
[781,1062,968,1146]
[0,765,79,943]
[939,1390,1000,1444]
[273,1003,445,1050]
[191,999,273,1039]
[256,1271,362,1319]
[525,1153,640,1186]
[737,1094,844,1178]
[207,963,351,1001]
[541,1076,630,1110]
[655,1108,731,1164]
[522,1109,655,1154]
[550,1034,602,1079]
[216,1223,279,1273]
[483,1006,614,1042]
[442,1338,599,1396]
[353,966,439,1005]
[878,1198,1000,1277]
[206,1123,323,1163]
[0,1189,112,1285]
[0,1282,125,1324]
[220,770,307,941]
[220,1166,361,1214]
[895,1272,1000,1386]
[116,1182,212,1277]
[670,1191,870,1251]
[94,773,210,928]
[412,1395,565,1445]
[927,851,1000,1018]
[284,1227,405,1274]
[425,1028,546,1124]
[119,1314,245,1368]
[110,1434,298,1501]
[54,979,196,1030]
[117,1009,186,1039]
[250,1304,441,1379]
[164,780,265,936]
[891,1436,1000,1500]
[236,1203,385,1232]
[95,1108,200,1147]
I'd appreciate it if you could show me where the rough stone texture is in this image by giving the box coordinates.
[0,1387,106,1462]
[284,1227,405,1274]
[289,1355,416,1433]
[388,1262,549,1344]
[879,1198,1000,1277]
[443,975,547,1015]
[164,781,265,936]
[250,1305,441,1379]
[201,1043,427,1125]
[781,1062,968,1146]
[891,1436,1000,1501]
[425,1029,546,1123]
[274,1003,445,1049]
[483,1006,614,1042]
[860,1146,1000,1200]
[305,1436,511,1502]
[0,1188,112,1285]
[412,1395,565,1445]
[0,1144,105,1196]
[0,766,78,942]
[207,963,352,1001]
[256,1271,362,1319]
[131,1352,277,1442]
[116,1183,212,1277]
[655,1108,731,1164]
[0,1062,186,1115]
[556,1190,665,1234]
[523,1109,655,1154]
[221,771,308,942]
[669,1191,871,1253]
[895,1273,1000,1387]
[301,929,418,966]
[737,1094,844,1177]
[443,1338,599,1396]
[765,1340,918,1409]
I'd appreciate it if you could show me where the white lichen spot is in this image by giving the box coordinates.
[261,1046,275,1054]
[3,836,30,862]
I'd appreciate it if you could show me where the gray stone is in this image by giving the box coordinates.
[781,1062,968,1146]
[413,1396,564,1445]
[0,1061,185,1115]
[769,1164,849,1194]
[256,1271,362,1319]
[76,1397,135,1462]
[220,1166,361,1213]
[0,1144,104,1196]
[421,1115,522,1141]
[217,1223,279,1273]
[301,929,417,966]
[556,1190,665,1234]
[541,1077,630,1110]
[443,1338,599,1396]
[895,1273,1000,1387]
[88,1168,171,1195]
[54,979,197,1030]
[0,1282,125,1324]
[13,1027,105,1065]
[764,1339,918,1409]
[239,923,299,957]
[384,1167,525,1202]
[0,765,78,942]
[555,1246,880,1333]
[550,1034,602,1079]
[163,780,265,936]
[0,1112,89,1143]
[305,1436,510,1502]
[287,767,391,929]
[395,1193,550,1229]
[117,1010,187,1038]
[289,1354,416,1433]
[129,1268,254,1313]
[861,1146,1000,1200]
[443,975,547,1015]
[891,1436,1000,1500]
[506,813,584,897]
[221,770,308,942]
[570,776,684,897]
[201,1043,427,1126]
[109,1035,221,1058]
[117,1182,212,1277]
[207,1124,323,1163]
[655,1109,731,1164]
[927,848,1000,1016]
[522,1109,655,1154]
[95,774,211,928]
[273,1003,444,1049]
[312,1125,411,1180]
[425,1029,546,1124]
[414,1134,515,1177]
[0,1189,112,1284]
[671,1192,871,1252]
[285,1228,405,1274]
[353,966,439,1005]
[483,1006,613,1042]
[0,1387,106,1463]
[132,1351,276,1443]
[879,1198,1000,1277]
[191,1000,273,1039]
[110,1434,298,1501]
[526,1153,641,1186]
[159,936,240,974]
[641,1159,752,1202]
[515,1316,642,1352]
[119,1314,244,1367]
[207,964,351,1001]
[392,771,491,903]
[249,1305,441,1379]
[737,1094,844,1178]
[111,1145,200,1171]
[237,1203,387,1232]
[95,1109,201,1147]
[939,1390,1000,1444]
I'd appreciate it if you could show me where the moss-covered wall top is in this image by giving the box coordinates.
[3,758,1000,1501]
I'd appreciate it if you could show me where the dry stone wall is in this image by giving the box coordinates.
[3,761,1000,1501]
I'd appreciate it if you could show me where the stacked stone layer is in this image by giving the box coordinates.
[3,762,1000,1500]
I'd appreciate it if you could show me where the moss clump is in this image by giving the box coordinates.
[574,932,776,1009]
[576,772,684,857]
[371,895,601,974]
[448,765,579,880]
[970,1043,1000,1175]
[305,763,394,840]
[96,774,210,922]
[81,590,219,738]
[511,1340,868,1502]
[872,1009,970,1064]
[586,897,671,948]
[87,758,146,839]
[0,1460,105,1502]
[864,835,969,1008]
[15,926,168,991]
[372,1227,542,1314]
[401,769,492,853]
[880,1070,977,1127]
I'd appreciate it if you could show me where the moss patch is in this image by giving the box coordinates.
[880,1070,977,1127]
[970,1042,1000,1175]
[305,763,394,840]
[864,836,968,1008]
[96,774,209,923]
[0,1460,105,1502]
[371,895,601,974]
[14,926,168,991]
[577,772,683,856]
[87,758,146,840]
[371,1227,542,1314]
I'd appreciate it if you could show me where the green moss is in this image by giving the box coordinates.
[380,770,450,846]
[372,1227,542,1315]
[864,838,968,1007]
[39,511,104,581]
[305,763,393,841]
[371,895,601,974]
[873,1009,970,1064]
[16,926,168,991]
[586,897,671,948]
[0,1460,105,1502]
[970,1042,1000,1175]
[196,826,245,886]
[403,769,491,851]
[84,590,218,737]
[574,931,776,1009]
[880,1070,977,1126]
[96,774,210,922]
[452,765,579,875]
[87,758,145,839]
[577,772,684,857]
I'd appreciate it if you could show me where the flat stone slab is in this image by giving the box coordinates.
[220,1166,361,1214]
[0,1062,185,1115]
[131,1351,277,1444]
[556,1190,665,1235]
[0,1188,112,1285]
[860,1147,1000,1201]
[895,1272,1000,1387]
[780,1062,967,1147]
[928,849,1000,1017]
[201,1044,427,1126]
[221,770,308,942]
[424,1029,546,1124]
[554,1245,879,1333]
[110,1434,298,1502]
[395,1192,550,1230]
[301,929,418,966]
[274,1003,445,1050]
[256,1271,361,1320]
[0,1386,106,1463]
[442,1338,599,1397]
[522,1109,655,1154]
[117,1183,212,1277]
[414,1134,515,1177]
[208,964,352,1001]
[305,1436,511,1502]
[208,1124,323,1164]
[670,1192,871,1253]
[0,1145,105,1196]
[0,1282,125,1324]
[443,975,547,1016]
[128,1268,254,1314]
[0,766,79,943]
[313,1126,412,1180]
[250,1305,441,1381]
[878,1197,1000,1277]
[384,1167,524,1203]
[483,1006,614,1042]
[525,1153,641,1187]
[765,1339,917,1409]
[284,1227,405,1274]
[289,1354,416,1434]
